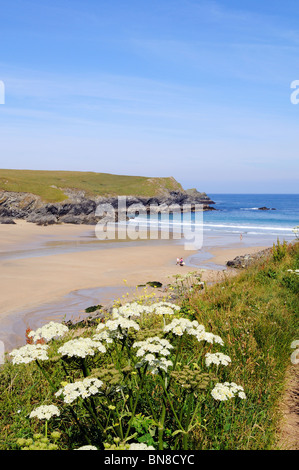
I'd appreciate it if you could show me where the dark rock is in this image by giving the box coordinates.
[258,207,276,211]
[0,186,216,225]
[146,281,163,288]
[35,215,59,226]
[226,248,272,269]
[0,217,16,224]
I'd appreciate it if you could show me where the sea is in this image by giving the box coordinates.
[132,193,299,249]
[203,193,299,239]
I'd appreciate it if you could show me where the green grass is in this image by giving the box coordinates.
[0,169,184,203]
[0,242,298,450]
[182,241,299,449]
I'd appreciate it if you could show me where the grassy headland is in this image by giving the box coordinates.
[0,169,184,203]
[0,241,298,450]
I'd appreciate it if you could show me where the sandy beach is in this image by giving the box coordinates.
[0,221,269,315]
[0,221,269,350]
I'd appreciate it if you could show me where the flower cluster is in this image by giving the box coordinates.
[151,301,180,316]
[94,313,140,342]
[128,442,155,450]
[199,332,224,345]
[29,405,60,421]
[58,337,106,358]
[55,377,103,404]
[211,382,246,401]
[112,301,180,319]
[76,445,98,450]
[112,302,153,318]
[103,441,155,450]
[164,318,203,336]
[27,321,69,343]
[205,352,231,367]
[133,336,173,374]
[9,343,49,364]
[163,318,224,345]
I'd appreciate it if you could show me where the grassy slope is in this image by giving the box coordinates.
[183,241,299,449]
[0,169,184,203]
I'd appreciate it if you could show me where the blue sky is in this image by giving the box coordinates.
[0,0,299,193]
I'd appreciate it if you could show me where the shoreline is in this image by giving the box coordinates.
[0,221,270,351]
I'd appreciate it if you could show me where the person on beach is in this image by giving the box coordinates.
[179,257,185,266]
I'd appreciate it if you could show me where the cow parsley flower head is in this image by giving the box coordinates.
[133,336,173,356]
[129,443,155,450]
[92,329,114,344]
[76,445,98,450]
[27,321,69,343]
[9,344,49,364]
[202,332,224,346]
[95,313,139,341]
[55,378,103,404]
[58,337,106,358]
[151,301,180,316]
[163,318,203,336]
[29,405,60,421]
[133,336,173,374]
[163,318,224,346]
[113,302,153,319]
[205,352,231,367]
[211,382,246,401]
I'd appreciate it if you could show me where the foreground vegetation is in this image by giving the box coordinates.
[0,169,184,202]
[0,241,298,450]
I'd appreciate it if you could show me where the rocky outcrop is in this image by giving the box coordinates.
[258,207,276,211]
[0,217,16,224]
[226,248,272,269]
[0,188,215,225]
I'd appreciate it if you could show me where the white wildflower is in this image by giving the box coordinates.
[29,405,60,421]
[113,302,153,319]
[211,382,246,401]
[129,442,155,450]
[164,318,224,346]
[200,332,224,346]
[133,336,173,356]
[9,344,49,365]
[55,377,103,404]
[27,321,69,343]
[205,352,231,367]
[95,313,139,341]
[92,329,113,344]
[76,445,98,450]
[58,337,106,358]
[133,336,173,374]
[151,302,180,316]
[164,318,203,337]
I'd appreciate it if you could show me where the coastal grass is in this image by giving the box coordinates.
[0,241,298,450]
[181,240,299,449]
[0,169,183,203]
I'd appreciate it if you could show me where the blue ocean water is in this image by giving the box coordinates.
[133,193,299,249]
[203,194,299,238]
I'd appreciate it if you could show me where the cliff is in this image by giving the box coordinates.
[0,169,215,225]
